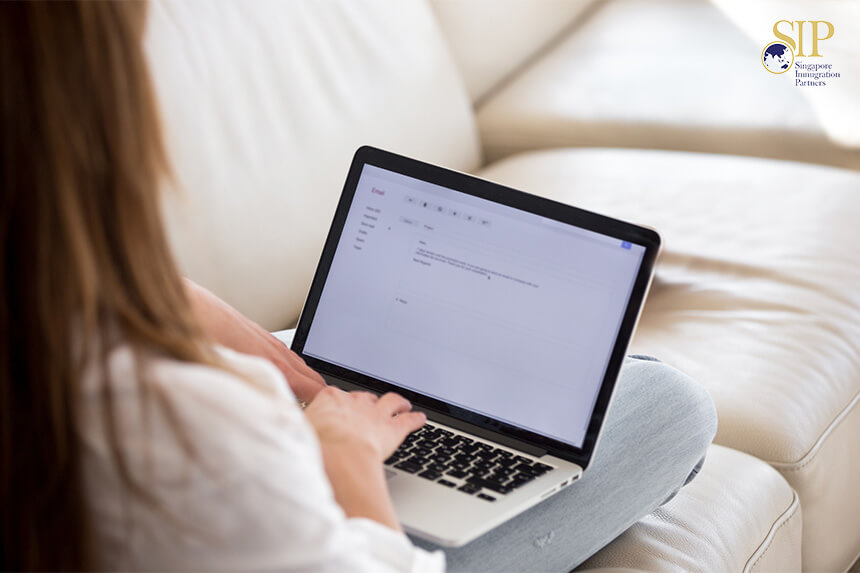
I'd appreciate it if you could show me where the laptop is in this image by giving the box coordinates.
[291,146,660,547]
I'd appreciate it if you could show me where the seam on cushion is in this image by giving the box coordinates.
[842,549,860,573]
[765,390,859,471]
[744,490,801,573]
[472,0,608,109]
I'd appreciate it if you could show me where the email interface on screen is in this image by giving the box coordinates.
[303,165,645,448]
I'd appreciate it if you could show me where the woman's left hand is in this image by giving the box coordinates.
[185,279,327,402]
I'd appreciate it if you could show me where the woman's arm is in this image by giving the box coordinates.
[305,388,426,530]
[184,278,326,402]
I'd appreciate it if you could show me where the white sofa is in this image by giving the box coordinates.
[145,1,860,570]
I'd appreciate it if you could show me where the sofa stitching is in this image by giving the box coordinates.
[765,390,859,472]
[745,491,801,573]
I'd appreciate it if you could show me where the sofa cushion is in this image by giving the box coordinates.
[430,0,599,103]
[576,445,801,572]
[476,0,860,171]
[146,0,480,330]
[479,148,860,572]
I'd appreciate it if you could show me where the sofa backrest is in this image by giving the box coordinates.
[145,0,480,330]
[430,0,601,102]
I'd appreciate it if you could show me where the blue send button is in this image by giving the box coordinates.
[621,241,632,250]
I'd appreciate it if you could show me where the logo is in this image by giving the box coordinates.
[762,41,793,74]
[762,20,840,87]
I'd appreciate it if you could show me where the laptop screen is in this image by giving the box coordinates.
[302,164,646,449]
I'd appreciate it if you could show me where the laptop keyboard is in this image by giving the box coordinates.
[384,422,554,502]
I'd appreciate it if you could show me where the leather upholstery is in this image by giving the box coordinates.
[145,0,480,330]
[479,148,860,572]
[430,0,600,102]
[576,445,802,572]
[476,0,860,171]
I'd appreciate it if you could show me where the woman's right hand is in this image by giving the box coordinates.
[305,387,426,461]
[303,387,426,530]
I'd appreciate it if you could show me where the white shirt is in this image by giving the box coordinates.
[78,342,445,571]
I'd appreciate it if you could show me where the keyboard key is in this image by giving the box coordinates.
[458,483,481,495]
[483,483,512,495]
[534,463,553,473]
[446,469,468,479]
[395,462,422,474]
[477,493,496,502]
[466,477,512,495]
[418,470,442,480]
[438,479,456,488]
[514,455,530,463]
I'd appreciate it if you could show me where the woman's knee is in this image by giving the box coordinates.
[623,357,718,453]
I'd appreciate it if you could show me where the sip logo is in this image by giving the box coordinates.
[762,20,840,87]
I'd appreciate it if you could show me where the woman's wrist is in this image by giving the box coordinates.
[320,443,402,532]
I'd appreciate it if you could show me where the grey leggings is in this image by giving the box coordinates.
[410,356,718,572]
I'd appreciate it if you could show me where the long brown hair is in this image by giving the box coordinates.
[1,3,218,570]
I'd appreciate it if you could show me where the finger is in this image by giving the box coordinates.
[351,391,378,403]
[377,392,412,417]
[316,385,346,401]
[392,411,426,436]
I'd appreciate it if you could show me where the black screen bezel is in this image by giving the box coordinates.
[291,146,660,470]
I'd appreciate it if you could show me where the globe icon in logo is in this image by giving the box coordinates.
[762,42,794,73]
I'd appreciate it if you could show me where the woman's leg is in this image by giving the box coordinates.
[409,356,718,572]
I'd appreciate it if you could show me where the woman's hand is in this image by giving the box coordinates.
[305,388,426,461]
[304,387,426,530]
[184,279,326,402]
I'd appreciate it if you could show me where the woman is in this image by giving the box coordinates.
[0,3,716,571]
